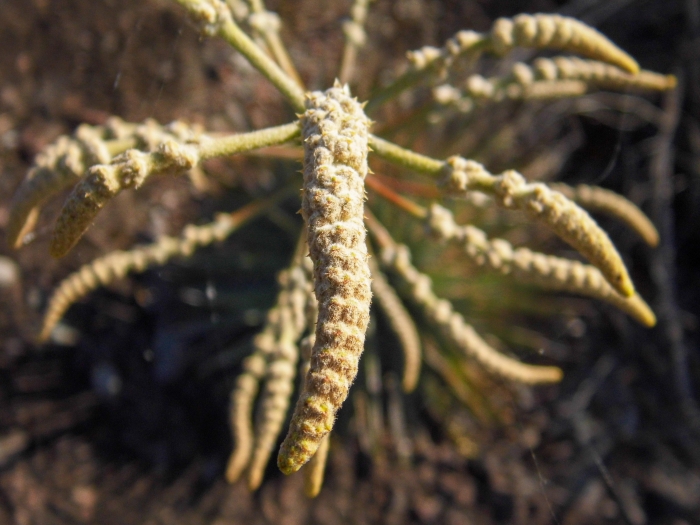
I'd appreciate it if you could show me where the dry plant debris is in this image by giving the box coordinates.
[6,0,675,497]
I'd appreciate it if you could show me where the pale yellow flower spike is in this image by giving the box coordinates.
[550,183,659,247]
[50,139,201,259]
[7,123,112,249]
[490,14,639,74]
[369,258,422,393]
[49,122,300,258]
[441,156,635,298]
[381,243,562,384]
[227,330,275,483]
[463,74,587,101]
[8,118,204,251]
[231,238,314,486]
[246,261,314,490]
[426,204,656,327]
[40,207,263,342]
[278,83,372,475]
[532,57,676,92]
[246,307,299,490]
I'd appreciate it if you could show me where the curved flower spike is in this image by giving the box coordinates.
[490,14,639,74]
[49,121,300,258]
[39,206,261,342]
[247,264,313,490]
[382,244,562,384]
[440,156,635,297]
[550,183,659,247]
[50,140,200,258]
[532,57,676,92]
[278,83,372,475]
[425,203,655,327]
[7,124,112,249]
[226,333,274,483]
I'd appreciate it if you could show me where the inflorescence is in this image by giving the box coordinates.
[8,0,675,497]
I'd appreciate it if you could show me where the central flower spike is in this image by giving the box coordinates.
[277,82,372,474]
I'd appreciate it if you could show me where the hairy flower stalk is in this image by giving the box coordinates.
[277,83,372,475]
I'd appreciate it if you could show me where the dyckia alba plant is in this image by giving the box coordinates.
[7,0,675,496]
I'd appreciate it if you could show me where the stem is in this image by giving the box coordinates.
[174,0,306,112]
[199,121,300,159]
[365,37,489,114]
[217,17,306,111]
[246,0,304,87]
[369,134,443,175]
[365,68,428,114]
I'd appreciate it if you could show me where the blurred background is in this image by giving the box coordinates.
[0,0,698,523]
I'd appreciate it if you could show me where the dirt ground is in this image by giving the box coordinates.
[1,0,700,524]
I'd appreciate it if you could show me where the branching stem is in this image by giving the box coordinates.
[174,0,306,111]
